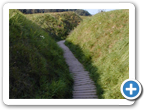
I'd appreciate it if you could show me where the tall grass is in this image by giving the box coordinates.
[25,12,82,41]
[9,9,73,99]
[65,9,129,99]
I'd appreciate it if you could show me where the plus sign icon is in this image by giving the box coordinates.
[121,79,142,100]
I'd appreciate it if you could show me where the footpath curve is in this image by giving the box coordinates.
[57,40,98,99]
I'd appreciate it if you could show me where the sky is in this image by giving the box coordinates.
[83,9,116,15]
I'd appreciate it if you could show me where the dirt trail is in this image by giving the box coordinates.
[57,40,98,99]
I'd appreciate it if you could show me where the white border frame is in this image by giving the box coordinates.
[3,3,135,105]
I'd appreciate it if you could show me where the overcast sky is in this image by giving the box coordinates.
[83,9,116,15]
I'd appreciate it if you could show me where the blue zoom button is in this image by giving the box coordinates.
[121,79,142,100]
[123,81,139,97]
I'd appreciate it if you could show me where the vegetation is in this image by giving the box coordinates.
[80,16,91,20]
[65,9,129,99]
[19,9,91,16]
[9,9,73,99]
[9,9,129,99]
[25,12,82,41]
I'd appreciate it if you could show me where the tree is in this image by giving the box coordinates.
[18,9,92,16]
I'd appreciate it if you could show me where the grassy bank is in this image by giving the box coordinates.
[65,9,129,99]
[25,12,82,41]
[9,9,73,99]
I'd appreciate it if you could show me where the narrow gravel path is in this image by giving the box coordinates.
[57,40,98,99]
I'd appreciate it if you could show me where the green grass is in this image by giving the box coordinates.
[65,9,129,99]
[80,16,91,20]
[9,9,73,99]
[25,12,82,41]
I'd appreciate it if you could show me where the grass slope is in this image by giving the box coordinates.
[65,9,129,99]
[80,16,91,20]
[9,9,73,99]
[25,12,82,41]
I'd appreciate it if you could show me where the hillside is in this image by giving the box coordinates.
[65,9,129,99]
[9,9,73,99]
[25,12,82,40]
[19,9,91,16]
